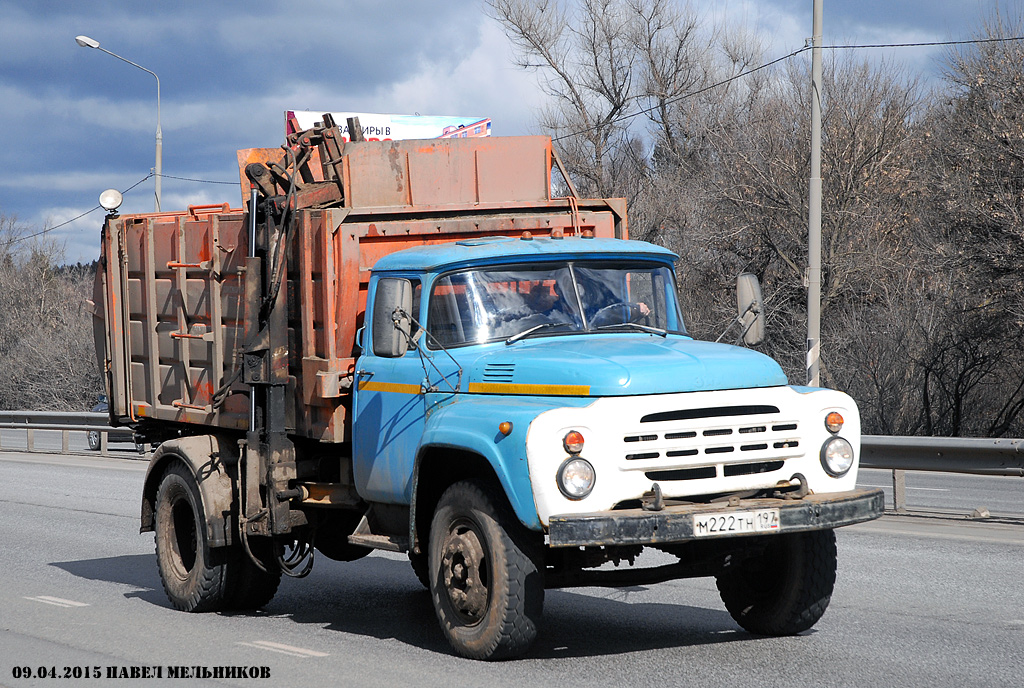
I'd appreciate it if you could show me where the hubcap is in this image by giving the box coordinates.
[440,522,489,623]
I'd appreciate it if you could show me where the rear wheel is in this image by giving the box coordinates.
[154,462,280,612]
[225,535,281,610]
[716,529,837,635]
[87,430,100,451]
[154,463,228,611]
[428,480,544,660]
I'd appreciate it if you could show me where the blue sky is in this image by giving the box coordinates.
[0,0,1007,263]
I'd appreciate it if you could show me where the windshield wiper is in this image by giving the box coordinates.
[593,322,668,337]
[505,322,573,345]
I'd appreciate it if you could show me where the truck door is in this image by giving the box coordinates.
[352,277,426,504]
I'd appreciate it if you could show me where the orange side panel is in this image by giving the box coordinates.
[100,136,626,442]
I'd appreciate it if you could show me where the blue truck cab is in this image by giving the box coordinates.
[355,234,883,658]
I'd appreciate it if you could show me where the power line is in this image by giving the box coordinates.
[8,170,238,248]
[823,35,1024,50]
[553,46,810,142]
[156,172,236,185]
[7,173,153,245]
[551,34,1024,143]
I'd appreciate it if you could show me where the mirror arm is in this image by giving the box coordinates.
[715,302,757,343]
[733,304,761,345]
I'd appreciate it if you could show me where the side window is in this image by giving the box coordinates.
[410,280,422,330]
[427,276,467,347]
[405,279,422,351]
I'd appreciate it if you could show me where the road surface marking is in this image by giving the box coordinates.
[237,641,328,658]
[25,596,89,608]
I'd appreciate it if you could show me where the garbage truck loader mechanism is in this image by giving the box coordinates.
[93,117,883,660]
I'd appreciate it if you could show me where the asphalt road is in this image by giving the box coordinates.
[1,450,1021,687]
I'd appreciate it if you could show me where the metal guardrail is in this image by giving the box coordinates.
[862,435,1023,513]
[0,410,137,456]
[861,435,1024,477]
[1,413,1021,499]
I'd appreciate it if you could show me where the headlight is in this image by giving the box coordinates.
[557,457,595,499]
[820,437,854,477]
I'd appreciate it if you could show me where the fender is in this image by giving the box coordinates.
[140,434,239,549]
[410,395,588,542]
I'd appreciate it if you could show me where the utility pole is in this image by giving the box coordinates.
[806,0,823,386]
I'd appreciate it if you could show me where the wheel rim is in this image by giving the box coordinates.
[168,492,198,578]
[440,518,490,624]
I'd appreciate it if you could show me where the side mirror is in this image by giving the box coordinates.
[736,273,765,346]
[372,278,413,358]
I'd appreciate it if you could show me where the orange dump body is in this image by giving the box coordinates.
[96,135,627,443]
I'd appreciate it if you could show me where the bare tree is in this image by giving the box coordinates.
[0,214,101,411]
[486,0,736,230]
[911,7,1024,436]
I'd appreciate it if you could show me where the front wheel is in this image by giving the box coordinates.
[715,529,837,635]
[87,430,100,451]
[428,480,544,660]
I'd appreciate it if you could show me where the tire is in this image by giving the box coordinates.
[154,463,230,612]
[87,430,100,451]
[716,529,838,636]
[154,462,280,612]
[409,550,429,589]
[224,537,281,611]
[428,480,544,660]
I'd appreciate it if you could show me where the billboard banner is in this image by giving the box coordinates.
[286,111,491,141]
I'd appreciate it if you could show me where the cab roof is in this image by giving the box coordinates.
[371,236,678,273]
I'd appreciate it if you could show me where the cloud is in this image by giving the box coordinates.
[712,0,983,77]
[374,18,546,136]
[0,0,1004,266]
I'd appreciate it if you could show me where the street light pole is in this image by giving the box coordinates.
[75,35,162,212]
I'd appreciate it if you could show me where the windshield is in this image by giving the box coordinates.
[426,261,686,348]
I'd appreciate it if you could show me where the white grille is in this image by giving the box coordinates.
[620,405,804,481]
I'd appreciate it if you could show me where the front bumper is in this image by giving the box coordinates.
[547,488,884,548]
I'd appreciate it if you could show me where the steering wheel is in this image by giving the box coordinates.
[590,302,634,327]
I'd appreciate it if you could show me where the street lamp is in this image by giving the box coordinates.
[75,35,162,212]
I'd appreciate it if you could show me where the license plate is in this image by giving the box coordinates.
[693,509,780,537]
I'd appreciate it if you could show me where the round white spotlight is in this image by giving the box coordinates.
[99,189,123,212]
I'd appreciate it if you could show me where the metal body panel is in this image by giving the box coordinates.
[413,395,595,531]
[139,434,240,549]
[351,356,428,504]
[467,335,787,397]
[97,136,627,444]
